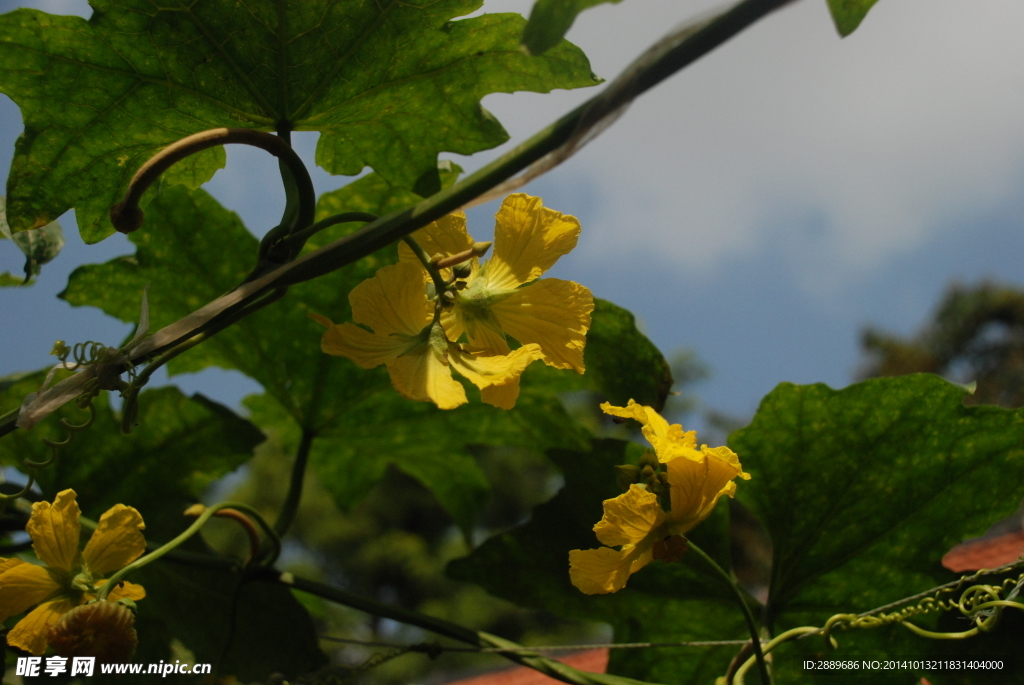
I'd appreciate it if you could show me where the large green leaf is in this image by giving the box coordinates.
[0,0,599,241]
[132,560,327,682]
[826,0,882,36]
[730,374,1024,681]
[521,0,623,56]
[449,439,749,685]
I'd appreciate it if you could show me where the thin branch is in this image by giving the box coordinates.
[269,570,660,685]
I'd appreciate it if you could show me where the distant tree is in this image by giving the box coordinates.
[860,281,1024,407]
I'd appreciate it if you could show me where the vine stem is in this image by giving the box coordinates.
[110,128,314,238]
[266,570,659,685]
[732,627,818,684]
[95,502,279,601]
[282,211,380,249]
[402,236,449,301]
[686,541,771,685]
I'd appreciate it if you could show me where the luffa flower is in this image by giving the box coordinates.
[569,401,750,595]
[0,490,146,654]
[313,261,542,410]
[398,194,594,374]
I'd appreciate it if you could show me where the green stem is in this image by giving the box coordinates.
[732,627,818,684]
[110,128,314,239]
[95,502,279,601]
[899,623,978,640]
[402,236,449,302]
[274,428,315,536]
[687,541,770,685]
[282,212,380,251]
[270,570,658,685]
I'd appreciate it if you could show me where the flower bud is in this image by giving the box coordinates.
[614,464,641,491]
[638,451,660,471]
[47,600,138,664]
[452,263,473,279]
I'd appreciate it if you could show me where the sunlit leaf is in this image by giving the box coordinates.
[0,1,598,242]
[0,194,63,285]
[521,0,622,56]
[826,0,882,36]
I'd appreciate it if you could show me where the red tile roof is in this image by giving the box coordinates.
[443,649,609,685]
[941,531,1024,572]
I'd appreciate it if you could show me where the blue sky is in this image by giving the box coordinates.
[3,0,1024,429]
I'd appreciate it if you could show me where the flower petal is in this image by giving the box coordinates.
[348,263,433,336]
[479,375,521,410]
[456,304,511,357]
[27,489,81,573]
[0,561,62,622]
[593,484,665,548]
[440,306,465,343]
[491,278,593,372]
[397,213,474,265]
[6,596,76,655]
[486,195,581,291]
[320,320,410,368]
[568,543,652,595]
[665,447,747,534]
[600,400,699,462]
[83,504,146,577]
[448,343,541,402]
[102,581,147,602]
[386,343,468,410]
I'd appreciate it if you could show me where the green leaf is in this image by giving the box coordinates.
[449,439,747,685]
[0,371,263,541]
[0,1,599,241]
[521,0,622,56]
[730,374,1024,679]
[826,0,881,36]
[0,194,63,285]
[133,561,327,682]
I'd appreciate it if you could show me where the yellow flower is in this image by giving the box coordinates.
[0,490,147,655]
[568,401,750,595]
[398,194,594,373]
[313,262,542,410]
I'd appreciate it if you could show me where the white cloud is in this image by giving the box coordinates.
[459,0,1024,293]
